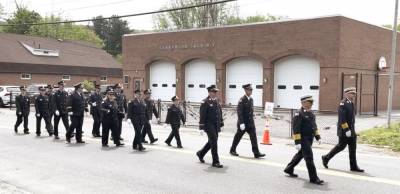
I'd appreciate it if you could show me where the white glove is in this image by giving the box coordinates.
[157,118,161,122]
[36,113,40,117]
[149,120,152,124]
[239,123,245,131]
[92,102,96,107]
[55,110,60,116]
[317,140,322,145]
[18,112,22,115]
[68,112,73,116]
[295,144,301,151]
[200,130,204,136]
[345,131,352,137]
[163,124,168,129]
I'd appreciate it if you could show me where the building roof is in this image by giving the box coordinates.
[0,33,122,76]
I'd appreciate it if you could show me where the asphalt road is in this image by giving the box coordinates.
[0,109,400,194]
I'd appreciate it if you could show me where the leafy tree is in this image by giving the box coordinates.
[226,14,286,25]
[4,7,41,34]
[153,0,235,31]
[83,80,95,92]
[92,15,131,56]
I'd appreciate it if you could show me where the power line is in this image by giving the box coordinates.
[0,0,237,26]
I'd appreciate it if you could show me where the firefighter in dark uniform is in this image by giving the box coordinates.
[114,83,127,140]
[230,84,266,158]
[196,85,224,168]
[35,86,54,137]
[46,84,56,123]
[14,86,30,134]
[322,87,364,172]
[165,96,185,148]
[284,95,324,185]
[142,89,160,144]
[101,88,124,147]
[89,84,103,137]
[127,89,146,151]
[54,81,70,140]
[66,83,88,143]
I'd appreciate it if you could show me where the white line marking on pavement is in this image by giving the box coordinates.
[83,137,400,187]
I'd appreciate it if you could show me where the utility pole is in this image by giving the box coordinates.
[387,0,399,127]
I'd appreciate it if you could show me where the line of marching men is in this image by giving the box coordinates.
[13,80,364,185]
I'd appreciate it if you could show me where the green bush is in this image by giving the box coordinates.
[359,123,400,152]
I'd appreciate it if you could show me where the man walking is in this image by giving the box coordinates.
[322,87,364,172]
[14,86,30,134]
[66,83,88,143]
[101,88,124,147]
[54,81,70,140]
[230,84,266,158]
[35,86,54,137]
[89,84,103,137]
[127,90,146,151]
[142,89,160,144]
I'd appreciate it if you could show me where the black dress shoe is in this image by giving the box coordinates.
[284,169,298,178]
[351,167,365,173]
[132,146,138,150]
[254,153,266,158]
[24,131,30,134]
[66,138,71,143]
[120,137,124,141]
[310,179,324,185]
[196,151,205,163]
[150,138,158,144]
[54,136,60,140]
[14,126,18,133]
[77,140,85,144]
[116,143,125,147]
[212,163,223,168]
[177,145,183,149]
[138,147,146,151]
[36,133,41,137]
[102,144,109,147]
[165,141,171,146]
[230,151,239,156]
[143,140,149,144]
[322,155,329,169]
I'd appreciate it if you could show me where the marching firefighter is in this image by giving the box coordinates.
[114,83,127,141]
[66,83,88,143]
[127,89,146,151]
[89,84,103,137]
[322,87,364,173]
[230,84,266,158]
[101,88,124,147]
[142,89,160,144]
[35,86,54,137]
[196,85,224,168]
[54,81,70,140]
[284,95,324,185]
[14,86,30,134]
[165,96,185,148]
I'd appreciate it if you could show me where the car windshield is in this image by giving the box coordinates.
[7,87,20,92]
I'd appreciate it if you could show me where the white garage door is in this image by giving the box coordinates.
[150,61,176,101]
[185,59,216,103]
[226,58,263,107]
[274,55,320,110]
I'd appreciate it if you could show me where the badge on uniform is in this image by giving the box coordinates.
[340,102,344,105]
[210,104,213,107]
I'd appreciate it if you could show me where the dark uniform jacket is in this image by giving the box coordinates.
[67,91,88,117]
[35,95,51,116]
[337,98,356,137]
[127,98,146,125]
[144,98,159,120]
[16,95,30,116]
[165,104,185,126]
[199,97,224,132]
[89,92,103,115]
[116,93,127,116]
[101,99,119,123]
[292,107,321,145]
[237,95,255,130]
[55,90,69,115]
[47,92,56,114]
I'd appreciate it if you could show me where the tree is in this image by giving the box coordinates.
[226,14,286,25]
[4,7,41,34]
[92,15,131,56]
[153,0,235,31]
[83,80,95,92]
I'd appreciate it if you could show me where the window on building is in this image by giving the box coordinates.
[310,86,319,90]
[21,73,31,80]
[162,84,168,87]
[256,85,263,89]
[123,75,129,84]
[152,84,158,87]
[100,76,107,82]
[293,85,302,90]
[199,84,206,88]
[229,85,236,89]
[62,75,70,81]
[277,85,286,89]
[172,84,176,87]
[188,84,194,88]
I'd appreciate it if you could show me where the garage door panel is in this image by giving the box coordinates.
[226,58,263,107]
[150,61,176,101]
[274,56,320,110]
[185,59,216,103]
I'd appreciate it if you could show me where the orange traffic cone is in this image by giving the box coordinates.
[260,119,272,145]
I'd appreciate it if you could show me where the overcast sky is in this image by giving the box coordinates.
[1,0,397,30]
